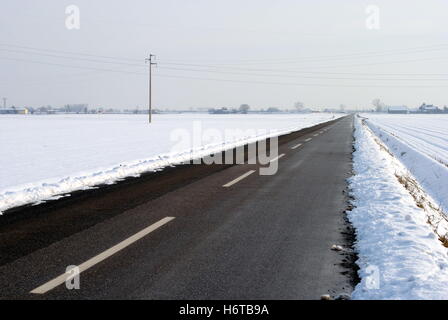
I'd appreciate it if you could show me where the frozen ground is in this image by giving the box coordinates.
[349,116,448,300]
[0,113,341,213]
[363,114,448,214]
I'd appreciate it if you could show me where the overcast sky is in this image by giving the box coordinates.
[1,0,447,110]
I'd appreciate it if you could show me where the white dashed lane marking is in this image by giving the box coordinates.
[30,217,175,294]
[223,170,256,188]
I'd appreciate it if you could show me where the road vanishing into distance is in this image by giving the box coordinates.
[0,116,356,299]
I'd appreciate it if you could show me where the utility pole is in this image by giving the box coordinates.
[145,54,157,123]
[2,97,6,109]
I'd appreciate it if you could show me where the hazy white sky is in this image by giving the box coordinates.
[1,0,447,110]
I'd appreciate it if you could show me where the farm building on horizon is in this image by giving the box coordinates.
[387,106,409,114]
[0,107,30,115]
[418,103,443,114]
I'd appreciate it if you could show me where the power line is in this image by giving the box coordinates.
[156,66,448,81]
[4,47,448,77]
[153,73,448,88]
[0,57,148,75]
[159,43,448,65]
[0,48,145,67]
[2,41,448,68]
[159,55,448,72]
[0,43,141,62]
[1,56,448,88]
[2,43,448,77]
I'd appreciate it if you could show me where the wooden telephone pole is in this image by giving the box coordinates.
[145,54,157,123]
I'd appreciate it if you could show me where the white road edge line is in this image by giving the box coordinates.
[313,134,319,137]
[305,138,312,142]
[30,217,175,295]
[291,143,302,150]
[223,170,256,188]
[269,153,285,163]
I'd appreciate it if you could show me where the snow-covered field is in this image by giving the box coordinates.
[0,113,341,213]
[364,114,448,167]
[349,116,448,300]
[363,114,448,214]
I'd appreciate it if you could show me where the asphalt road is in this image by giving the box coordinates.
[0,116,355,300]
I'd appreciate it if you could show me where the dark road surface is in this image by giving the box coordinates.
[0,116,355,299]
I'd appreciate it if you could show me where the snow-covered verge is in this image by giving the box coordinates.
[364,114,448,214]
[0,113,342,213]
[349,116,448,300]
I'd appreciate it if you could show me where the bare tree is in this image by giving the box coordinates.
[294,101,304,112]
[372,98,384,112]
[239,104,250,114]
[339,104,346,112]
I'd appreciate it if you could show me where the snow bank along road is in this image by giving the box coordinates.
[349,116,448,299]
[0,116,356,299]
[0,113,343,213]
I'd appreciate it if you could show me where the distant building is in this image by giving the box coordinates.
[208,107,237,114]
[0,107,29,114]
[418,103,440,113]
[388,106,409,114]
